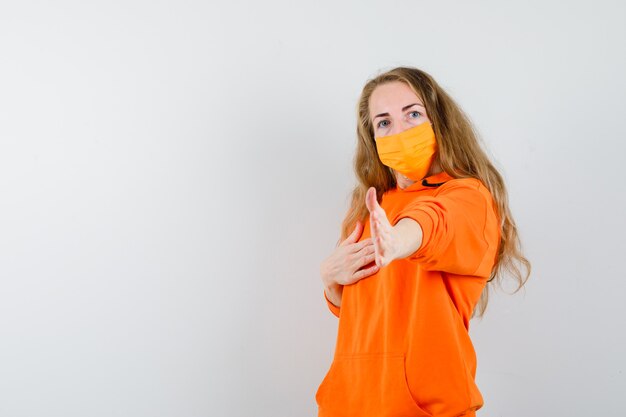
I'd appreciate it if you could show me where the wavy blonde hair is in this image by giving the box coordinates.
[339,66,530,319]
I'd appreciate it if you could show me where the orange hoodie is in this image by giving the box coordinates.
[316,171,501,417]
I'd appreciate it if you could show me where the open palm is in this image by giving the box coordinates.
[365,187,401,268]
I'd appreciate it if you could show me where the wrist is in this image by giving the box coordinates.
[324,283,343,307]
[324,279,342,293]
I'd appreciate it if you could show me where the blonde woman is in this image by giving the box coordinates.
[316,67,530,417]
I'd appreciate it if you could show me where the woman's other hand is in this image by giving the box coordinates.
[320,220,380,308]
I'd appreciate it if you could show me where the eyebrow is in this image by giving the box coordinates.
[373,103,425,121]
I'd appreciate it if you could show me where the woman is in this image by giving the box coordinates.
[315,67,530,417]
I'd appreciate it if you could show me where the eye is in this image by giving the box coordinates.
[408,110,421,119]
[376,119,390,129]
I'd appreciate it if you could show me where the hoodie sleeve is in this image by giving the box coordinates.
[390,179,501,277]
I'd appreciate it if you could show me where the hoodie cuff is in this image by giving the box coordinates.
[392,207,435,259]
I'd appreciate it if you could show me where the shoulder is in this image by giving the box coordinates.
[435,177,491,198]
[433,177,497,213]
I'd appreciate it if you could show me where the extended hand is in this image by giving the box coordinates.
[365,187,402,268]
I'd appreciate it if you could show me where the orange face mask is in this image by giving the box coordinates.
[375,121,438,181]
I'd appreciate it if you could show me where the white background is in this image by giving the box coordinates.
[1,1,625,416]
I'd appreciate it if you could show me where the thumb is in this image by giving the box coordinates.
[365,187,380,213]
[341,220,363,246]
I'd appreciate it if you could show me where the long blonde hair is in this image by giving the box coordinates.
[340,66,530,319]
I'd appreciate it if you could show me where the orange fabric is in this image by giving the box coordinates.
[316,171,501,417]
[375,122,437,181]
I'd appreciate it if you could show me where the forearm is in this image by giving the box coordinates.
[393,217,423,260]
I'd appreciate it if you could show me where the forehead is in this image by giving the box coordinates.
[369,81,423,115]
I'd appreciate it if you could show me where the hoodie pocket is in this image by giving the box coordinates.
[315,353,432,417]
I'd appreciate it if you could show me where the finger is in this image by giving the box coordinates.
[340,220,363,246]
[353,241,375,257]
[357,252,376,268]
[365,187,377,213]
[370,215,376,237]
[352,263,380,281]
[346,243,374,267]
[370,217,382,245]
[374,243,386,267]
[372,208,387,234]
[368,186,384,212]
[374,233,386,258]
[347,250,376,271]
[371,214,379,232]
[370,220,380,251]
[348,237,373,252]
[364,187,373,212]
